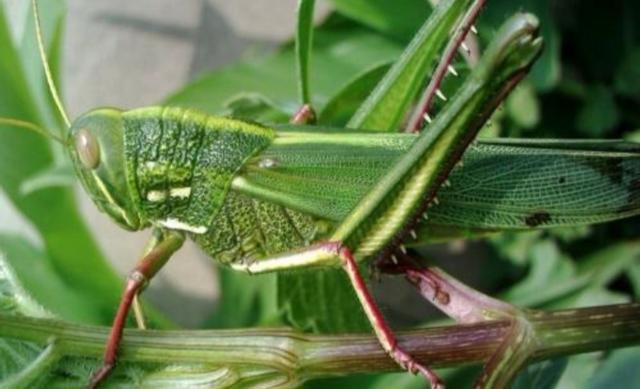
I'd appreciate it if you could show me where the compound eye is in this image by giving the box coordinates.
[75,128,100,169]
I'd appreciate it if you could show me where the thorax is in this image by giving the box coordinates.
[121,106,275,233]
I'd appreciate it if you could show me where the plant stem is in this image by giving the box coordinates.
[530,304,640,359]
[0,303,638,380]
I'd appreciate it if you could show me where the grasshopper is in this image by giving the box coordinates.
[3,0,639,388]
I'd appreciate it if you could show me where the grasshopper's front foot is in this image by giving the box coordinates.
[88,231,185,388]
[88,364,113,389]
[87,272,145,389]
[391,346,445,389]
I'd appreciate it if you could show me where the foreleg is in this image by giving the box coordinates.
[88,229,184,388]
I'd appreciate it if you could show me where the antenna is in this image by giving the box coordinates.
[0,117,65,144]
[32,0,70,128]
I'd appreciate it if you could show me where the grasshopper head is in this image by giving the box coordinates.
[68,108,143,231]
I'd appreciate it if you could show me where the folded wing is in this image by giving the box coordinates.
[232,131,640,240]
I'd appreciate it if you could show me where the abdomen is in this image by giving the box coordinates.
[192,191,321,265]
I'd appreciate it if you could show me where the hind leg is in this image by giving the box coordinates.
[232,241,444,389]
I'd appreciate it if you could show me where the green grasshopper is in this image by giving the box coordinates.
[3,0,640,388]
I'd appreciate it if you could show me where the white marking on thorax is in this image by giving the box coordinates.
[146,187,191,202]
[169,187,191,198]
[159,218,207,234]
[146,190,167,202]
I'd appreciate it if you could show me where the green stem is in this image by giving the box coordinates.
[472,317,536,388]
[0,303,638,382]
[530,304,640,359]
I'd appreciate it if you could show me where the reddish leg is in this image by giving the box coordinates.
[230,242,443,388]
[337,245,444,389]
[290,103,317,124]
[88,272,144,388]
[88,231,184,389]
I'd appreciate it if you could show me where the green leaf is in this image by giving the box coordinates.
[19,162,74,195]
[507,80,540,129]
[556,353,601,389]
[500,241,584,307]
[295,0,315,105]
[547,287,629,309]
[327,0,431,42]
[625,129,640,143]
[0,239,51,319]
[319,63,390,126]
[629,263,640,298]
[576,241,640,288]
[548,226,591,243]
[366,372,425,389]
[586,347,640,389]
[501,241,639,308]
[0,0,122,322]
[614,47,640,100]
[541,243,638,310]
[278,269,370,333]
[522,0,560,91]
[305,375,386,389]
[223,93,290,123]
[512,358,568,389]
[0,234,102,323]
[0,340,48,389]
[209,268,279,328]
[0,234,61,389]
[347,0,477,131]
[576,85,620,137]
[166,26,402,116]
[491,231,543,266]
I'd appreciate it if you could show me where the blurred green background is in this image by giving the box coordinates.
[0,0,639,387]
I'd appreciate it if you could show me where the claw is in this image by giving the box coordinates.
[88,363,113,389]
[392,347,445,389]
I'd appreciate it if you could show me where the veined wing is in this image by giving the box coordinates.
[232,131,640,238]
[429,138,640,229]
